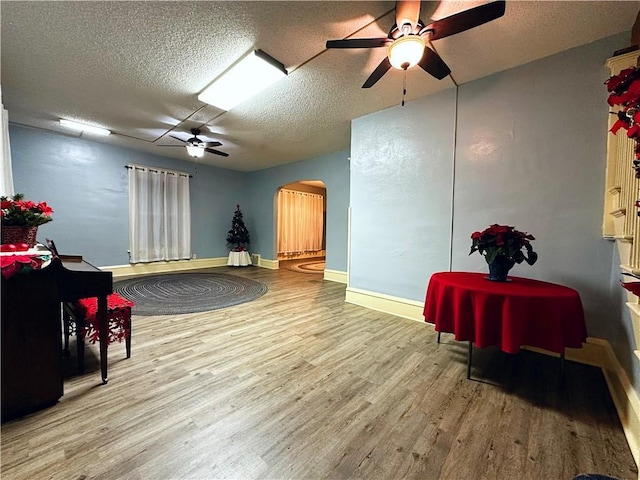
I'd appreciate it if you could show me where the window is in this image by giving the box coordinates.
[127,164,191,263]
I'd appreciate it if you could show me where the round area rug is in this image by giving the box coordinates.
[114,273,267,316]
[286,260,326,274]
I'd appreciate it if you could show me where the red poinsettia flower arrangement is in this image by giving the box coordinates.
[1,193,54,226]
[606,66,640,216]
[470,224,538,265]
[0,254,49,279]
[606,66,640,170]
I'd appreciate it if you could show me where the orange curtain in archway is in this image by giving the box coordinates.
[277,189,324,255]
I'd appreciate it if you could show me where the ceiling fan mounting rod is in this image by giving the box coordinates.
[419,27,434,38]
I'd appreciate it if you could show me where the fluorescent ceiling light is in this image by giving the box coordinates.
[186,145,205,158]
[198,49,287,111]
[59,119,111,136]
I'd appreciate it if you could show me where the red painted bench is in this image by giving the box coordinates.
[62,293,134,374]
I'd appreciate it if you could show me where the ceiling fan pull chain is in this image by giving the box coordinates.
[402,71,407,107]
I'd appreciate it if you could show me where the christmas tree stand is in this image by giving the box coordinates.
[227,250,252,266]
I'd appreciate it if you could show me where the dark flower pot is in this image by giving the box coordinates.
[487,255,515,282]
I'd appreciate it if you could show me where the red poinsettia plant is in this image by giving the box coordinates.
[470,224,538,265]
[1,193,54,226]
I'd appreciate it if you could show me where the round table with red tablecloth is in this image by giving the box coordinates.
[423,272,587,379]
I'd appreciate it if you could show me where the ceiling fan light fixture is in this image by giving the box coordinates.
[186,145,205,158]
[388,35,425,70]
[198,49,287,111]
[59,118,111,136]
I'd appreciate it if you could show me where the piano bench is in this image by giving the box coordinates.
[62,293,134,374]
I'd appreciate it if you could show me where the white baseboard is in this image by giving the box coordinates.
[103,256,345,282]
[591,338,640,469]
[101,257,228,278]
[345,286,424,322]
[260,258,279,270]
[324,269,347,284]
[345,285,640,469]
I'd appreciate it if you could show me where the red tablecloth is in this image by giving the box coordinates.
[423,272,587,354]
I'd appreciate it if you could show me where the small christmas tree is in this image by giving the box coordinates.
[226,204,250,252]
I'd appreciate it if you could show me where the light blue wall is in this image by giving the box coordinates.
[451,37,618,340]
[246,150,350,272]
[9,125,247,266]
[350,32,637,390]
[350,88,456,298]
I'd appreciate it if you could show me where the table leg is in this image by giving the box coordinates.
[437,331,441,344]
[97,295,108,384]
[467,341,473,379]
[560,348,565,385]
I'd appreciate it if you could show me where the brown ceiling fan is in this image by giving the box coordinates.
[326,0,506,88]
[159,128,229,158]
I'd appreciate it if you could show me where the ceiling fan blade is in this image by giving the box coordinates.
[362,57,392,89]
[418,47,451,80]
[158,145,186,147]
[326,38,389,49]
[202,141,222,147]
[395,0,421,29]
[205,148,229,157]
[169,135,187,144]
[426,0,506,41]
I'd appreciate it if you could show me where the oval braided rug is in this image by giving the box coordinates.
[286,260,326,274]
[114,273,267,316]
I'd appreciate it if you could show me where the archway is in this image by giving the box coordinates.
[276,180,326,263]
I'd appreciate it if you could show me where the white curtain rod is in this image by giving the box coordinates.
[125,164,191,178]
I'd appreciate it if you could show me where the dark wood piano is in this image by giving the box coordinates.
[1,254,112,422]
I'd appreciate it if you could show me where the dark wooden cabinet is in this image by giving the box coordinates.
[1,264,63,422]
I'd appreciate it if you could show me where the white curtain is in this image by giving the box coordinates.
[128,165,191,263]
[277,189,324,255]
[0,85,14,197]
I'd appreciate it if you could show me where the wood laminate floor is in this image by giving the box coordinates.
[1,266,637,480]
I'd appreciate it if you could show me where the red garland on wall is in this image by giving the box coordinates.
[606,65,640,216]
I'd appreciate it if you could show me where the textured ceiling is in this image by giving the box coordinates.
[2,1,639,172]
